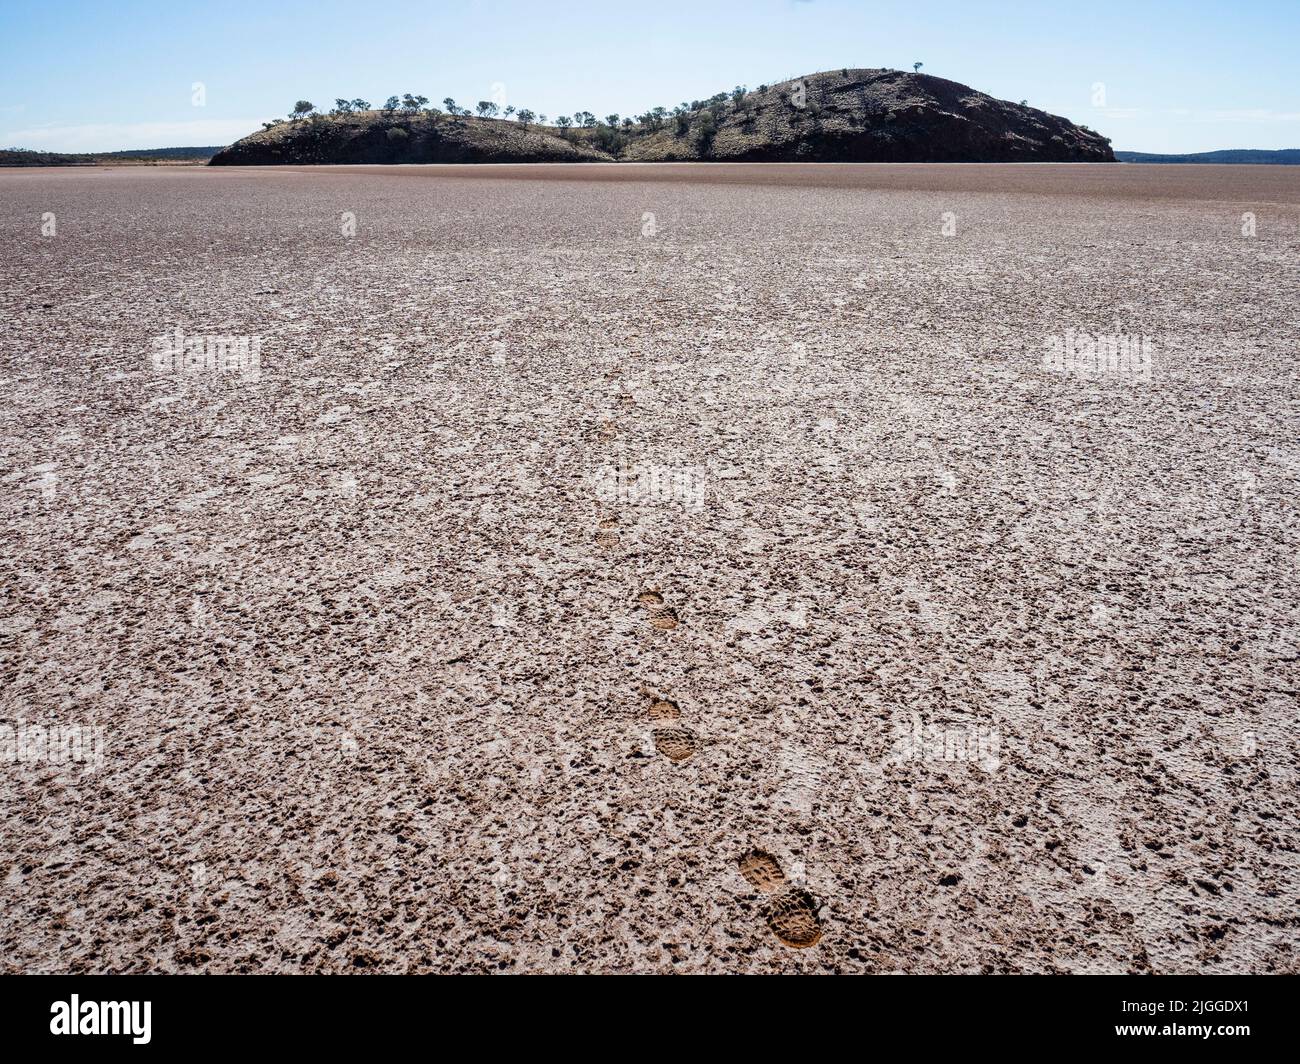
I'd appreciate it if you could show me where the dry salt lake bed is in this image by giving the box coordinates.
[1,161,1297,972]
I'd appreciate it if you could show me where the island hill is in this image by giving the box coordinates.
[209,69,1115,165]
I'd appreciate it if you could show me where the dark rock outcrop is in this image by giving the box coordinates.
[623,70,1114,162]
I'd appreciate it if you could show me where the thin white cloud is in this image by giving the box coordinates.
[1,118,267,153]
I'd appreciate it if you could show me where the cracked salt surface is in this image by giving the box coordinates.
[0,162,1297,973]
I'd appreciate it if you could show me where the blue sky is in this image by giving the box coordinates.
[2,0,1297,153]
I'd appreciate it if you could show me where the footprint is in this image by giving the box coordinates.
[653,727,698,762]
[737,849,786,894]
[647,695,696,761]
[648,697,680,722]
[637,591,679,631]
[765,888,824,949]
[595,517,620,550]
[736,850,823,948]
[598,419,618,442]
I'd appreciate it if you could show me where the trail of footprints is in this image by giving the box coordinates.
[647,695,698,762]
[738,849,824,949]
[637,590,680,631]
[634,604,823,951]
[591,409,822,952]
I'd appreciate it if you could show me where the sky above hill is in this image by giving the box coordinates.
[2,0,1297,154]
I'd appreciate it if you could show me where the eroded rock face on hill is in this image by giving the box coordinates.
[623,70,1114,163]
[210,69,1114,166]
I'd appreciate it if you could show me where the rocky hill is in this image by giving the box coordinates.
[210,69,1114,166]
[209,110,608,165]
[622,70,1113,162]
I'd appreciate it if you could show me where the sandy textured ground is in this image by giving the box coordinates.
[1,163,1297,973]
